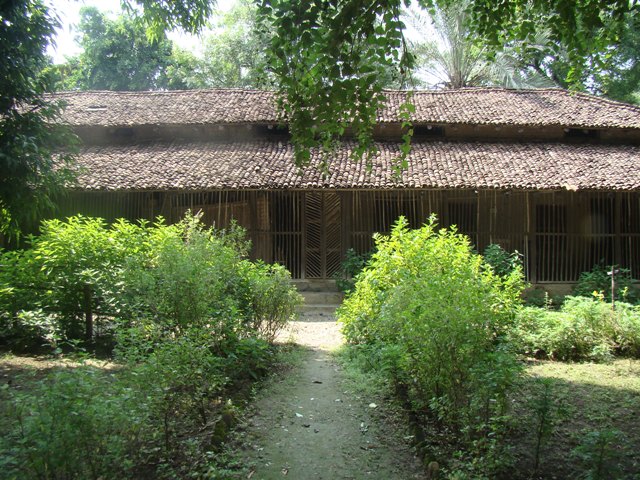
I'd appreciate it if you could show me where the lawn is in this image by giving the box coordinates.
[510,359,640,479]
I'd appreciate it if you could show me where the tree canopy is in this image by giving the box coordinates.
[166,0,271,89]
[254,0,637,168]
[55,7,177,91]
[53,1,271,91]
[0,0,76,235]
[408,2,554,89]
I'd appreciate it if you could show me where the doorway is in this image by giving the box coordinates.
[304,192,342,279]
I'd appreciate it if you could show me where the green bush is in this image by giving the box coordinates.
[0,330,276,479]
[120,216,245,337]
[0,215,152,343]
[332,248,372,294]
[571,429,626,480]
[1,367,137,479]
[242,261,302,343]
[338,216,524,474]
[483,243,523,278]
[572,264,639,304]
[0,309,61,352]
[511,296,640,361]
[0,213,300,351]
[0,212,300,478]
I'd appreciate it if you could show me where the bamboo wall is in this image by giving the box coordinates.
[55,189,640,283]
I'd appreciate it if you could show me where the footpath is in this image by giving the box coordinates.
[234,316,425,479]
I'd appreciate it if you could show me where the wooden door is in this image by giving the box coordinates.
[304,192,342,279]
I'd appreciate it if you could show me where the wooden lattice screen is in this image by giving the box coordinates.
[55,189,640,283]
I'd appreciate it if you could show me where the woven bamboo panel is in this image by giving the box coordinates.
[324,193,342,278]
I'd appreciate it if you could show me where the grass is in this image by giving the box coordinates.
[333,345,393,399]
[510,359,640,479]
[335,345,640,479]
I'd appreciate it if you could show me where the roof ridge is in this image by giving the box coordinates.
[51,87,640,109]
[52,88,277,96]
[53,88,640,129]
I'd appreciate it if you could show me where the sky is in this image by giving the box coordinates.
[45,0,236,63]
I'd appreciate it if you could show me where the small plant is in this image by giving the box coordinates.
[243,261,302,342]
[483,244,522,278]
[571,428,625,480]
[573,264,639,304]
[522,286,564,309]
[528,378,564,475]
[333,248,372,293]
[511,296,640,361]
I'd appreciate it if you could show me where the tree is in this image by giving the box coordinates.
[591,11,640,104]
[255,0,636,168]
[408,3,554,89]
[164,0,418,90]
[56,7,176,91]
[164,0,271,89]
[0,0,77,235]
[199,0,271,88]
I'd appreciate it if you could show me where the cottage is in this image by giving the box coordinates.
[54,88,640,288]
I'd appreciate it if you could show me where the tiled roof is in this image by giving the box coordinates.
[74,140,640,191]
[55,88,640,129]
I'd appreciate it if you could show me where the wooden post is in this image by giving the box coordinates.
[528,192,538,283]
[84,284,93,342]
[615,193,622,269]
[301,192,307,279]
[249,191,258,261]
[341,191,352,256]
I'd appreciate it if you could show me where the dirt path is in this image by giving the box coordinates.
[234,316,424,479]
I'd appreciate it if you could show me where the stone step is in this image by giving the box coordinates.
[291,279,340,292]
[299,291,344,305]
[297,304,342,317]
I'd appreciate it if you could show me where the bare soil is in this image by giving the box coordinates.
[233,315,425,479]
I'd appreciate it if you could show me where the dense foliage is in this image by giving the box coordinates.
[254,0,636,168]
[54,7,178,91]
[53,2,271,91]
[338,216,524,476]
[333,248,372,294]
[407,2,554,89]
[0,213,300,478]
[0,0,77,235]
[512,296,640,362]
[0,214,300,350]
[572,263,639,304]
[482,243,523,279]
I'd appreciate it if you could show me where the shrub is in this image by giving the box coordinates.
[242,261,302,342]
[0,309,61,352]
[338,216,524,474]
[1,366,137,479]
[0,322,278,479]
[119,216,245,339]
[511,296,640,361]
[333,248,372,294]
[483,243,523,278]
[1,213,298,351]
[0,215,151,343]
[573,264,639,304]
[0,213,298,478]
[571,429,626,480]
